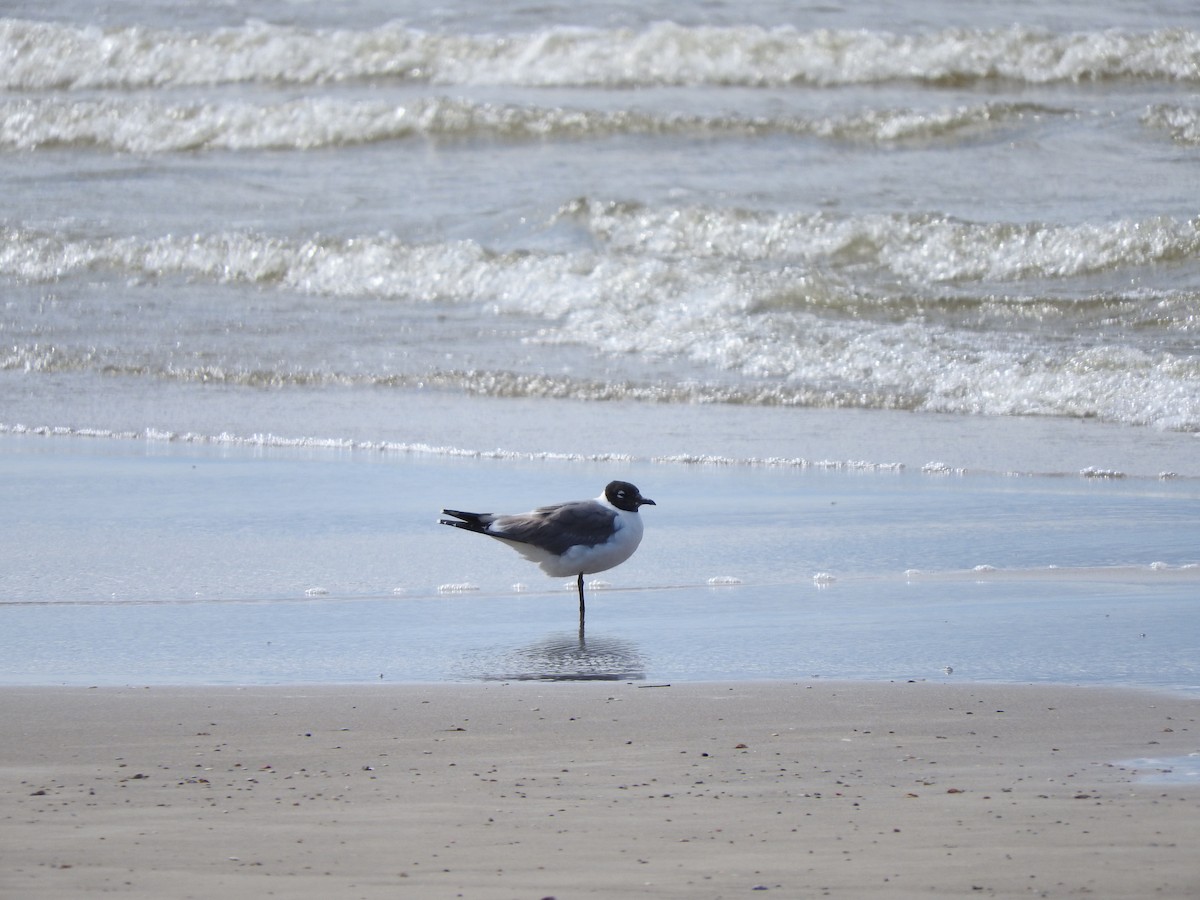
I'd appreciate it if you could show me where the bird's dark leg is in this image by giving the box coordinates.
[577,572,586,641]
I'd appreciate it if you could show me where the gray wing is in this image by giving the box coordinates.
[490,500,618,555]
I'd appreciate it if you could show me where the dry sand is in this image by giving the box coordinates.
[1,681,1197,899]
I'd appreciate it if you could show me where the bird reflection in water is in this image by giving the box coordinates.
[475,628,645,682]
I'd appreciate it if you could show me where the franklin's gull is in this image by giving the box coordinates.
[440,481,656,614]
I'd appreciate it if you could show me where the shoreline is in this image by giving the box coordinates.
[3,680,1197,898]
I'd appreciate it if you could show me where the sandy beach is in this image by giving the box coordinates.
[2,681,1196,899]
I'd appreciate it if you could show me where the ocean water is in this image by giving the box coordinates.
[2,0,1198,688]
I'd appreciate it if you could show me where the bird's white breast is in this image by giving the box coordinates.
[537,507,644,577]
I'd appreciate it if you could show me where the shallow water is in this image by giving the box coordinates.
[1119,755,1200,784]
[2,436,1197,692]
[4,575,1198,691]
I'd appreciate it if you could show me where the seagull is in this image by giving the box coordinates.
[440,481,656,615]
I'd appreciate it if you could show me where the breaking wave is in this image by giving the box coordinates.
[3,19,1198,91]
[5,209,1199,293]
[0,95,1062,153]
[568,200,1200,284]
[3,202,1198,432]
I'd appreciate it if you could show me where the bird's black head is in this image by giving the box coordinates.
[605,480,655,512]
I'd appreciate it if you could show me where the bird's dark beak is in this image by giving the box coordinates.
[639,497,656,507]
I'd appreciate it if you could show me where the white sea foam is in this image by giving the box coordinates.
[3,21,1197,91]
[0,96,1062,153]
[922,461,966,475]
[0,422,919,473]
[570,200,1200,282]
[1080,467,1126,479]
[1142,105,1200,145]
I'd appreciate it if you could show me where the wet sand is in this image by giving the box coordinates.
[2,681,1197,898]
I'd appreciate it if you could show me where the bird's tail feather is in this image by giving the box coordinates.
[439,509,492,534]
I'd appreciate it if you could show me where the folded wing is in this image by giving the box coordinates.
[488,501,618,556]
